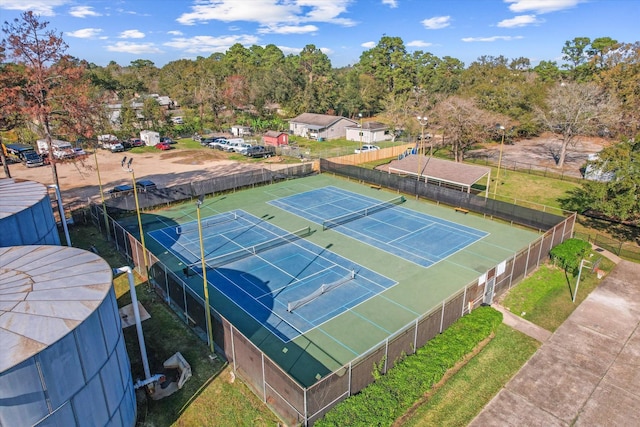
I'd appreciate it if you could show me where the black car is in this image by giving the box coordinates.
[244,145,275,158]
[136,180,157,192]
[109,184,134,198]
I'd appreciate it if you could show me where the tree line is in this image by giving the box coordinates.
[1,12,638,220]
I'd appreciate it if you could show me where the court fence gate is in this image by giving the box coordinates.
[89,166,576,425]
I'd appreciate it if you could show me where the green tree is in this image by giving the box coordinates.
[358,36,415,97]
[563,138,640,221]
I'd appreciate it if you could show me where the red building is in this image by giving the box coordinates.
[262,131,289,146]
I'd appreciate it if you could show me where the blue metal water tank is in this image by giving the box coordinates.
[0,245,137,426]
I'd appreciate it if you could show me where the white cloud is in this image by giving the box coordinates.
[407,40,433,48]
[167,30,183,36]
[258,24,318,35]
[66,28,103,38]
[0,0,68,16]
[497,14,542,27]
[119,30,145,39]
[505,0,583,14]
[361,41,376,49]
[421,16,451,30]
[177,0,355,27]
[462,35,524,42]
[106,41,163,54]
[382,0,398,8]
[163,35,260,54]
[69,6,101,18]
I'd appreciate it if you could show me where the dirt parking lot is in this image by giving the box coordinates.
[466,132,609,177]
[5,147,289,210]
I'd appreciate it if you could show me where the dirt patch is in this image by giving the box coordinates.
[466,133,611,178]
[5,148,280,210]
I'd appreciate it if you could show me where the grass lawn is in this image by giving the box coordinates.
[500,254,615,332]
[399,324,539,427]
[67,225,281,427]
[491,168,580,210]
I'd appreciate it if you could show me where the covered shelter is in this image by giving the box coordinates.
[379,154,492,196]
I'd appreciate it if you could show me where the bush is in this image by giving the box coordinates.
[549,238,591,275]
[316,307,502,427]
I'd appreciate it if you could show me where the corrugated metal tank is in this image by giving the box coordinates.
[0,245,137,426]
[0,178,61,246]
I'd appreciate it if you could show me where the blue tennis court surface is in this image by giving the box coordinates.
[268,186,489,267]
[148,210,396,342]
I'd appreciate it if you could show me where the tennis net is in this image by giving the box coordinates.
[287,271,355,312]
[175,212,238,235]
[188,226,312,270]
[322,195,406,230]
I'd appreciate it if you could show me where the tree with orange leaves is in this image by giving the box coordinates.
[2,11,98,188]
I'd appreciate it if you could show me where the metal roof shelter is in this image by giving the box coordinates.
[0,245,136,426]
[381,154,492,195]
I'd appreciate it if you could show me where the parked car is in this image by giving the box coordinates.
[233,143,252,155]
[109,184,134,198]
[354,144,380,154]
[109,142,125,153]
[136,180,157,192]
[155,142,172,150]
[200,137,215,146]
[211,138,229,150]
[244,145,275,158]
[160,136,175,144]
[225,140,249,152]
[74,147,87,156]
[129,138,144,147]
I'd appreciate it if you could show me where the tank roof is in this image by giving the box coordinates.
[0,178,49,220]
[0,245,113,373]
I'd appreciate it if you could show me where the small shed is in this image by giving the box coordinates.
[231,125,252,137]
[263,131,289,146]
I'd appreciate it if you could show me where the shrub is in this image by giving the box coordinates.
[316,306,502,427]
[549,238,591,275]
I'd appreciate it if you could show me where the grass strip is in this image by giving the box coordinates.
[398,324,539,427]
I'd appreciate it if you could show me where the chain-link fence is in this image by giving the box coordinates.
[100,164,314,215]
[89,165,575,426]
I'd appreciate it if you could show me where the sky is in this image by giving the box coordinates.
[1,0,638,68]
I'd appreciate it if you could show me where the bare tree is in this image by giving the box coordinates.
[537,81,619,167]
[431,96,507,162]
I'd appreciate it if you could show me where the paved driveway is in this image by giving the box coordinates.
[470,260,640,426]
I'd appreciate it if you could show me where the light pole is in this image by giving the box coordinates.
[416,115,428,181]
[196,196,215,353]
[358,113,363,152]
[94,149,110,240]
[121,156,149,281]
[493,124,506,197]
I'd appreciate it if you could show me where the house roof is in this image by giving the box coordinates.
[347,121,388,131]
[289,113,355,129]
[264,131,287,138]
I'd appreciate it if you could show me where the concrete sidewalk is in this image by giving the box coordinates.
[470,259,640,426]
[492,304,552,343]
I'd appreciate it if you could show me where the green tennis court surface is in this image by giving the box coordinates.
[125,174,540,385]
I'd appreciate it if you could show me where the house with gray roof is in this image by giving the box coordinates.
[288,113,357,140]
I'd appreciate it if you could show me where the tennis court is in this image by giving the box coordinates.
[269,186,488,267]
[148,210,396,342]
